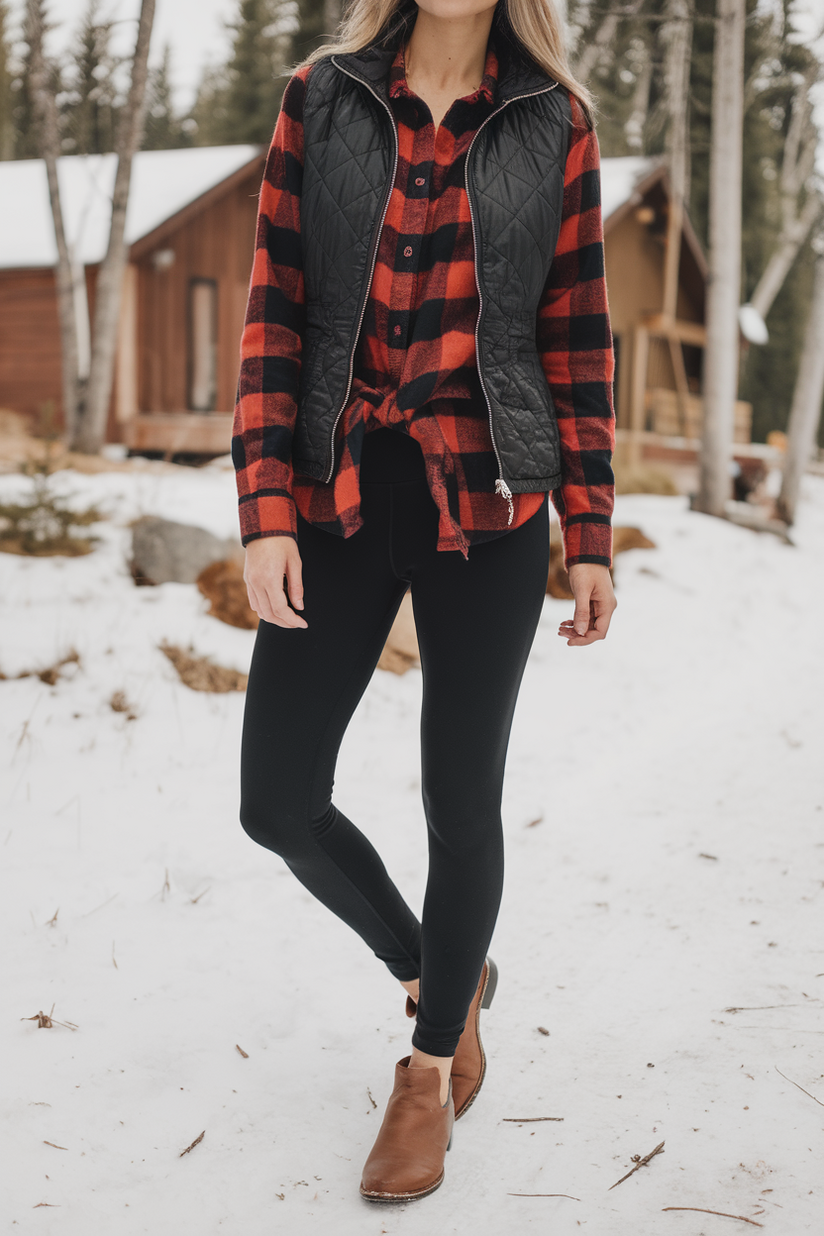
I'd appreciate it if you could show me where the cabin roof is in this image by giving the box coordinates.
[600,155,662,223]
[0,145,263,270]
[0,148,685,273]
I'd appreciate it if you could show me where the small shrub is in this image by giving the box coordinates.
[0,442,102,557]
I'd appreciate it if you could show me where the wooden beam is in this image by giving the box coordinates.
[123,412,233,454]
[628,324,649,468]
[642,313,707,347]
[115,263,139,423]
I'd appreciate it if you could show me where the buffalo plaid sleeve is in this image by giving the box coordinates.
[231,67,311,546]
[537,92,616,569]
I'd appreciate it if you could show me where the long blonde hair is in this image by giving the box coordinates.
[291,0,595,128]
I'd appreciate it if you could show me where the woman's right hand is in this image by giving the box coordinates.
[243,536,308,629]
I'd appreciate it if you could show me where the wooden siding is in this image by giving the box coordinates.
[0,268,63,426]
[135,165,261,416]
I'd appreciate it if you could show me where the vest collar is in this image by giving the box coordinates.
[330,26,556,107]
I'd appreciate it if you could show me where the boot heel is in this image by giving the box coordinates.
[481,957,498,1009]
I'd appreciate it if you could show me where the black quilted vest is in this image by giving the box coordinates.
[293,36,572,492]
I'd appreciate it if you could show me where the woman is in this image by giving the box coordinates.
[233,0,617,1202]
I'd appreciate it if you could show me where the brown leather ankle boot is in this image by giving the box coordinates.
[360,1056,455,1201]
[405,957,498,1120]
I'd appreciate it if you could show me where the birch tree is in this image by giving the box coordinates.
[25,0,83,444]
[776,248,824,526]
[748,64,822,322]
[74,0,155,453]
[695,0,745,516]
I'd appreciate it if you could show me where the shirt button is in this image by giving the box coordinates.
[403,245,413,257]
[415,177,425,186]
[393,325,402,336]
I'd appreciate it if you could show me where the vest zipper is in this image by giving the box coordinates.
[464,81,559,524]
[325,65,558,509]
[324,60,400,483]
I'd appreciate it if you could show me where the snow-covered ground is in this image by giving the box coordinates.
[2,463,822,1234]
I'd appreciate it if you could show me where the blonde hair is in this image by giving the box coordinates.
[290,0,595,128]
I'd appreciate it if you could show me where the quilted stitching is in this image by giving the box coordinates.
[297,58,571,483]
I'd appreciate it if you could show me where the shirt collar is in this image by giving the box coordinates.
[388,36,498,106]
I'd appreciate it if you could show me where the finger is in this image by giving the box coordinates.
[572,591,592,637]
[285,554,305,612]
[264,576,308,630]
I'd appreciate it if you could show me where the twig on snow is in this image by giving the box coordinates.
[608,1140,665,1190]
[367,1088,377,1109]
[179,1130,205,1157]
[43,1141,68,1150]
[503,1116,564,1122]
[235,1044,249,1059]
[22,1004,78,1030]
[725,1004,809,1013]
[508,1193,580,1200]
[662,1207,763,1226]
[774,1065,824,1107]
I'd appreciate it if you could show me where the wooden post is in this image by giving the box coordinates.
[115,264,139,425]
[629,324,649,468]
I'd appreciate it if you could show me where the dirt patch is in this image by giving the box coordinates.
[196,559,258,630]
[159,642,247,693]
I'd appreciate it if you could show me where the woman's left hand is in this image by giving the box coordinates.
[558,563,617,646]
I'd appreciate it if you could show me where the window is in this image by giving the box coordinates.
[189,278,217,411]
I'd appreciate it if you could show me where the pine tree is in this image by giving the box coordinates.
[142,44,190,149]
[189,0,296,146]
[60,0,120,155]
[571,0,822,446]
[13,0,58,159]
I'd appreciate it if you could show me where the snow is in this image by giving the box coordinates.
[1,462,823,1233]
[0,146,262,270]
[600,155,661,224]
[0,150,658,272]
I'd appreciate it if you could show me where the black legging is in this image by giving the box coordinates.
[239,428,550,1056]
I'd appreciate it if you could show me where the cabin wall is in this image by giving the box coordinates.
[135,171,260,417]
[605,200,705,432]
[0,268,62,427]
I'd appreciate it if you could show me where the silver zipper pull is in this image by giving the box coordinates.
[495,477,514,525]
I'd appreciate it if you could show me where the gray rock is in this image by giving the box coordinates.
[131,516,241,585]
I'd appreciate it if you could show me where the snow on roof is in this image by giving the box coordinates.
[600,155,662,223]
[0,147,659,272]
[0,145,262,270]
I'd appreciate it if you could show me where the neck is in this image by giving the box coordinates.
[404,6,496,94]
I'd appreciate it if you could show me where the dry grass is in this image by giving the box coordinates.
[109,690,138,720]
[10,649,81,686]
[159,642,248,693]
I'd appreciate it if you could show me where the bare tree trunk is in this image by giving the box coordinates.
[73,0,155,454]
[573,0,645,82]
[696,0,745,517]
[749,66,821,322]
[750,194,821,321]
[25,0,83,443]
[776,251,824,526]
[624,51,652,151]
[661,0,693,433]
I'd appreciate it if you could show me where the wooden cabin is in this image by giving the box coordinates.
[0,147,751,460]
[0,145,264,453]
[602,155,753,465]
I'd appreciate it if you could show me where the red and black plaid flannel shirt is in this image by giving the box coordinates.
[233,35,616,567]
